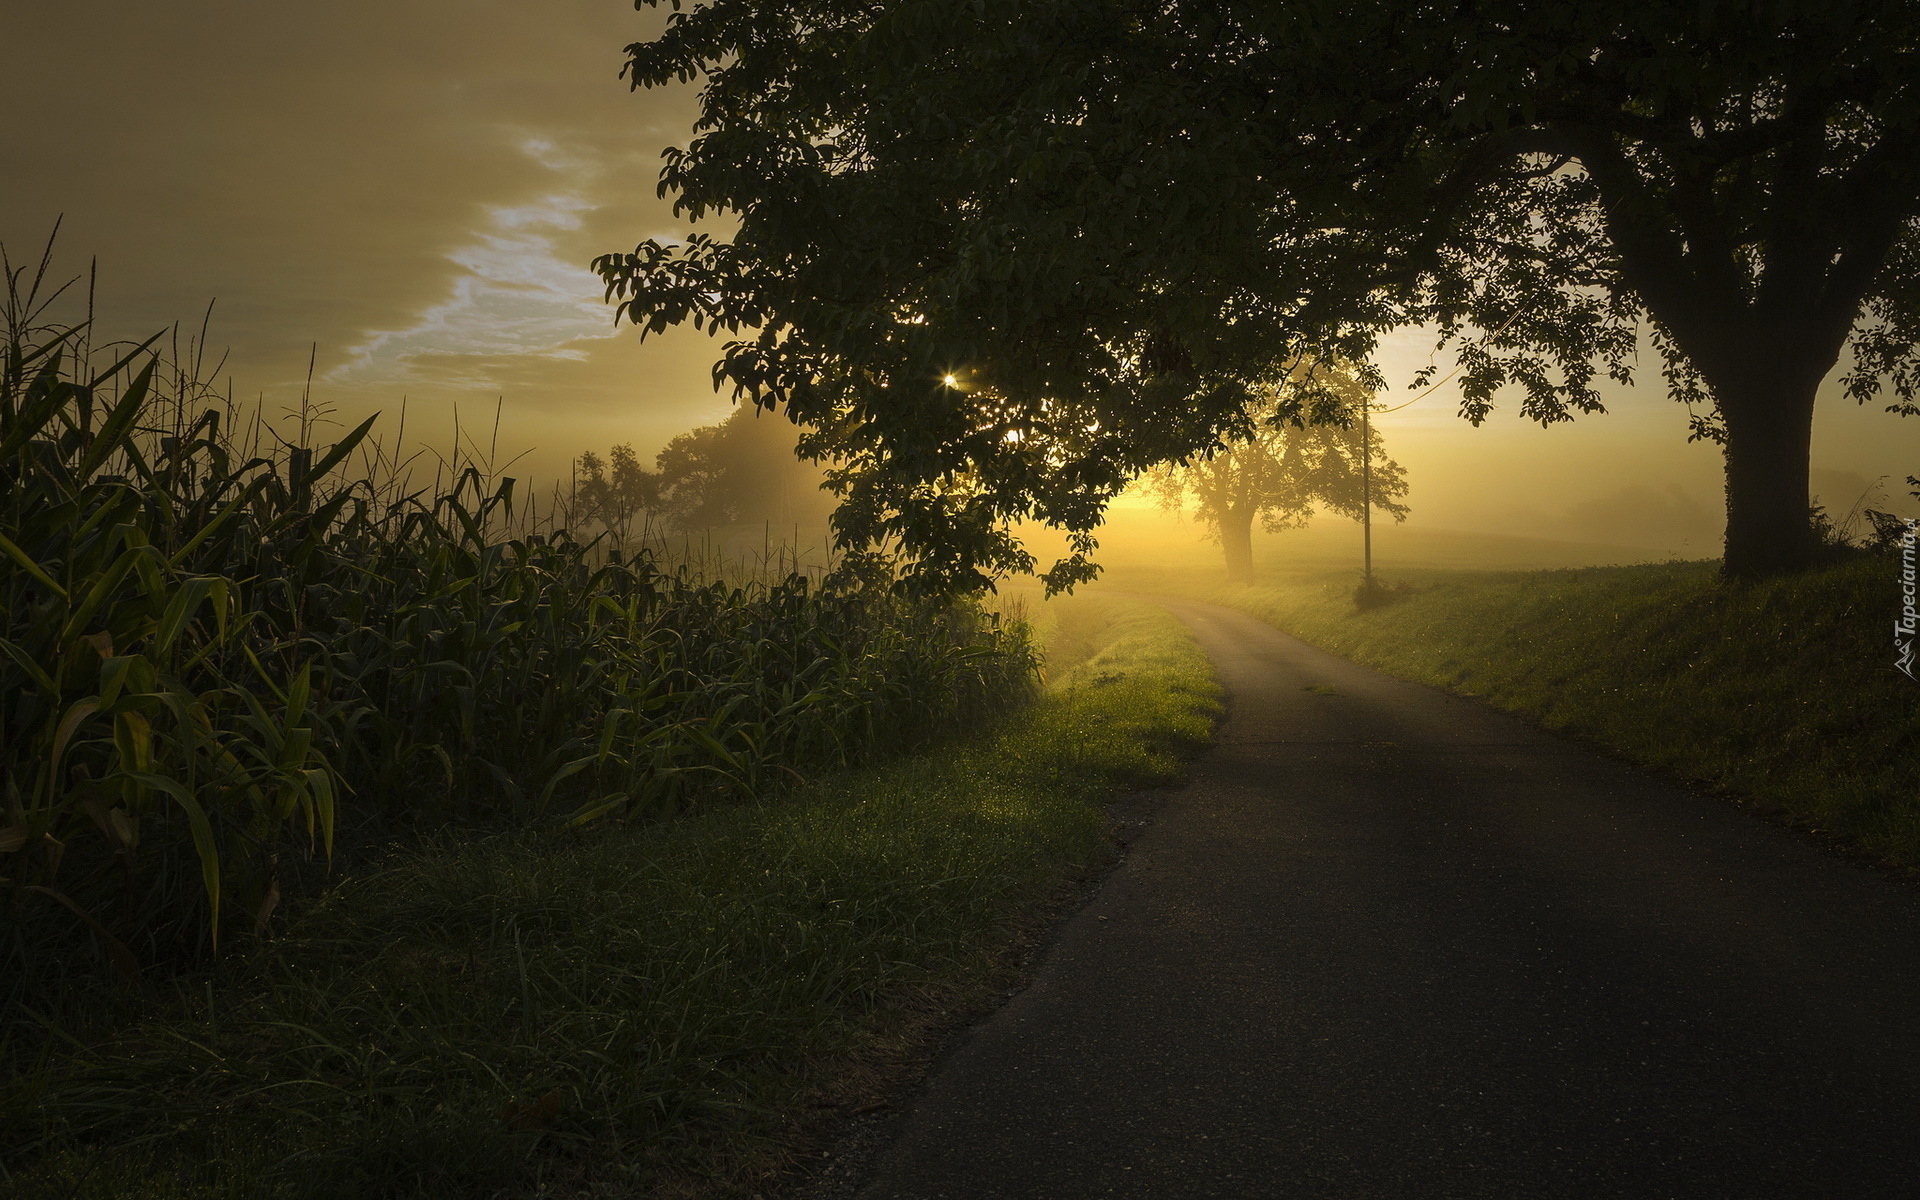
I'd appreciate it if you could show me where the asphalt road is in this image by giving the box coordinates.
[850,600,1920,1199]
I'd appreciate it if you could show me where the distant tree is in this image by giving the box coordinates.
[653,427,731,530]
[1144,367,1409,585]
[600,0,1920,588]
[654,405,836,532]
[574,444,660,541]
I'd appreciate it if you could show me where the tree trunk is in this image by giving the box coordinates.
[1553,121,1883,581]
[1715,368,1822,579]
[1221,506,1255,586]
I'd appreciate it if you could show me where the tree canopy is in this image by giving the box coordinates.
[573,407,836,541]
[653,404,837,532]
[574,443,660,541]
[598,0,1920,588]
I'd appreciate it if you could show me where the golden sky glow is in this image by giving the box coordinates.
[4,1,728,485]
[5,1,1913,556]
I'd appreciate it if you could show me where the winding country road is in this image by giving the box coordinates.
[849,600,1920,1199]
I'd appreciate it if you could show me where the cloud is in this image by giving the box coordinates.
[328,183,616,391]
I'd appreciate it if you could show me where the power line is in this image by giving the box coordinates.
[1371,306,1531,414]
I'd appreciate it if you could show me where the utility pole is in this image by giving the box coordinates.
[1361,398,1373,589]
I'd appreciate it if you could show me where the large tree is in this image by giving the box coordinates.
[598,0,1920,589]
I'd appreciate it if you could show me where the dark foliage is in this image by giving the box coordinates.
[597,0,1920,586]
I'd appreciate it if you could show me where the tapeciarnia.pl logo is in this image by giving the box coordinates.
[1899,517,1918,680]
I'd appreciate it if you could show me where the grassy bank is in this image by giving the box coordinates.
[2,595,1219,1199]
[1195,556,1920,865]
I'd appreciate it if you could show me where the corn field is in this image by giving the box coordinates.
[0,249,1036,995]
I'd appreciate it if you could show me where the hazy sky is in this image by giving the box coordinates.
[4,1,726,478]
[5,2,1914,556]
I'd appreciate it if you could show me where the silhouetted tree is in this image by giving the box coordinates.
[574,444,659,541]
[600,0,1920,588]
[654,406,835,532]
[1144,367,1409,585]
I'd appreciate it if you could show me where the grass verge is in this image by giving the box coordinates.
[2,596,1219,1199]
[1199,556,1920,866]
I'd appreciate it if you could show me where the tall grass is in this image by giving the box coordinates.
[0,246,1035,1005]
[1,594,1218,1200]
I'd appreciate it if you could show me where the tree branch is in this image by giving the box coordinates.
[1550,124,1712,348]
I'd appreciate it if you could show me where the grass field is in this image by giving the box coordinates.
[1101,530,1920,870]
[2,593,1219,1199]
